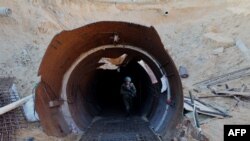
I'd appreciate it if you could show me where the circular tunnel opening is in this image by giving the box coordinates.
[66,47,163,129]
[35,21,183,140]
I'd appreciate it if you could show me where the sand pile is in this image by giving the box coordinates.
[1,0,250,140]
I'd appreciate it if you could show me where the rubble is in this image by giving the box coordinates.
[184,97,230,118]
[203,32,234,48]
[174,118,209,141]
[1,0,250,140]
[199,85,250,100]
[194,67,250,88]
[235,39,250,60]
[212,47,224,55]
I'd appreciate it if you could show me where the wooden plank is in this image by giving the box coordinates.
[195,98,229,115]
[193,106,200,129]
[193,67,250,87]
[184,98,220,112]
[184,97,230,118]
[199,95,235,98]
[216,90,250,97]
[184,102,225,118]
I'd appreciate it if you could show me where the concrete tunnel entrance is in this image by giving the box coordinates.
[35,21,183,140]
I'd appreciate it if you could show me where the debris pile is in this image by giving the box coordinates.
[194,67,250,88]
[173,118,209,141]
[184,95,230,118]
[181,66,250,140]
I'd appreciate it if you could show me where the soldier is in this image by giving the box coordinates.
[120,76,136,116]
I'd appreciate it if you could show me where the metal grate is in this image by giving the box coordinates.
[81,116,160,141]
[0,77,27,141]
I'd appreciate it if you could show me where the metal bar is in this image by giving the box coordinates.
[193,67,250,87]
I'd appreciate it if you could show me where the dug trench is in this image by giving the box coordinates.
[35,21,183,140]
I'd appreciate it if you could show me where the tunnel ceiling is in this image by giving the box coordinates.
[35,21,183,140]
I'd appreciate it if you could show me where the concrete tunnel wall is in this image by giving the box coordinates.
[35,21,183,140]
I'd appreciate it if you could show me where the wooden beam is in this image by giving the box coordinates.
[216,91,250,97]
[0,94,33,115]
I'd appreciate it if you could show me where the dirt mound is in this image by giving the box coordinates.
[1,0,250,140]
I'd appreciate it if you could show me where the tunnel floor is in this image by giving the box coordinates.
[80,116,160,141]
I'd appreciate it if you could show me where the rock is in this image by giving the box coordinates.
[25,137,34,141]
[178,137,188,141]
[171,137,178,141]
[212,47,224,55]
[23,97,39,122]
[235,38,250,60]
[203,32,234,48]
[174,118,209,141]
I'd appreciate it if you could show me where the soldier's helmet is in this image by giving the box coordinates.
[124,76,131,82]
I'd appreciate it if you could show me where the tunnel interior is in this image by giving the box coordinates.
[91,60,153,116]
[66,49,163,130]
[78,59,154,117]
[35,21,183,140]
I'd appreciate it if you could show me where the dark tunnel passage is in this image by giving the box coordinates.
[78,59,154,117]
[35,21,183,140]
[66,48,164,130]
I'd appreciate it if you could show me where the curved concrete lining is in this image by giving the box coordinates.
[35,21,183,140]
[60,45,167,131]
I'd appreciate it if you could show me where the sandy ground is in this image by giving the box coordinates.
[1,0,250,140]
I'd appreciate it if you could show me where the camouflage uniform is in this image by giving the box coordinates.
[120,82,136,115]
